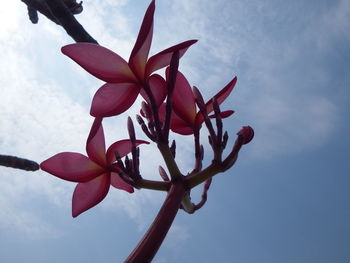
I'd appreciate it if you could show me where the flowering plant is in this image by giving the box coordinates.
[40,0,254,261]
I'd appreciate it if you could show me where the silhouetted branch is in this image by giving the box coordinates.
[21,0,97,43]
[0,155,39,171]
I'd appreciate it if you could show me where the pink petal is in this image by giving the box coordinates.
[72,173,111,217]
[40,153,104,182]
[90,83,140,117]
[106,139,150,164]
[145,40,198,76]
[208,110,235,119]
[170,110,194,135]
[86,117,106,166]
[139,102,152,119]
[62,43,136,83]
[111,172,134,193]
[140,74,167,107]
[196,110,235,125]
[158,103,194,135]
[128,0,155,80]
[158,103,194,134]
[168,69,196,125]
[205,76,237,114]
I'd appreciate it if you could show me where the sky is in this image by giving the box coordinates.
[0,0,349,262]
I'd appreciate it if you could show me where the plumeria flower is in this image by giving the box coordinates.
[163,69,237,135]
[40,118,149,217]
[62,0,197,117]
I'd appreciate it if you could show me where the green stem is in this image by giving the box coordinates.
[185,163,221,189]
[157,143,182,180]
[138,179,170,191]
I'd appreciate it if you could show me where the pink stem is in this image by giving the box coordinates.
[124,182,186,262]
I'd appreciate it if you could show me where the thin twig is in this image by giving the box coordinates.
[142,82,164,142]
[193,178,212,211]
[22,0,97,43]
[0,155,39,171]
[193,87,218,147]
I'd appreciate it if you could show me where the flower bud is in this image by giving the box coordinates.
[127,117,136,143]
[158,166,170,182]
[237,126,254,144]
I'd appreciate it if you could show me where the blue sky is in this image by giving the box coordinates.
[0,0,349,262]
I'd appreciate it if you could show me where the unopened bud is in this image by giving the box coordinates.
[170,140,176,158]
[223,131,229,149]
[158,166,170,181]
[237,126,254,144]
[200,145,204,160]
[167,51,180,94]
[127,117,136,143]
[136,114,144,125]
[141,102,151,119]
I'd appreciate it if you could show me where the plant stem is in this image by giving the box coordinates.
[185,162,221,189]
[0,154,39,171]
[157,143,182,180]
[138,179,170,191]
[124,182,186,262]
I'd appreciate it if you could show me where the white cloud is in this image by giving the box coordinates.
[250,95,338,157]
[0,179,62,240]
[0,0,344,240]
[0,1,21,39]
[0,9,91,236]
[77,0,135,57]
[313,0,350,50]
[153,0,341,159]
[0,204,61,240]
[0,1,197,238]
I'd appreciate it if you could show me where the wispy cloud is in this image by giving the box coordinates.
[153,0,343,159]
[0,0,196,237]
[0,188,62,240]
[1,0,346,241]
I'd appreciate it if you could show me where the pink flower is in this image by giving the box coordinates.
[61,0,197,117]
[40,118,149,217]
[162,69,237,135]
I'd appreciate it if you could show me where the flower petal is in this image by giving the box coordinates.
[62,43,136,83]
[208,110,235,119]
[170,110,194,135]
[72,173,110,217]
[90,83,140,117]
[146,40,198,76]
[128,0,155,80]
[205,76,237,114]
[40,153,104,182]
[157,103,166,123]
[140,74,167,107]
[157,103,193,135]
[106,139,150,164]
[86,117,106,166]
[111,172,134,193]
[168,69,196,125]
[196,110,235,125]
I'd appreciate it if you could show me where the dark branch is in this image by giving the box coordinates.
[0,155,39,171]
[21,0,97,43]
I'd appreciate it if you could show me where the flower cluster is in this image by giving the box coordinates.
[41,0,253,220]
